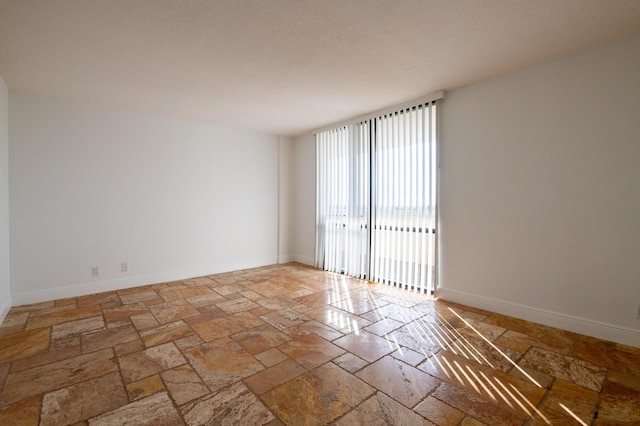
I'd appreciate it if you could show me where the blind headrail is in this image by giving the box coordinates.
[313,90,446,134]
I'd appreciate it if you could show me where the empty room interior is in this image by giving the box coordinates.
[1,1,640,425]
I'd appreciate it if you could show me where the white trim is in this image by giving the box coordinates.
[278,255,295,264]
[11,258,277,306]
[313,90,446,134]
[437,288,640,347]
[0,298,11,325]
[293,255,314,266]
[276,136,281,264]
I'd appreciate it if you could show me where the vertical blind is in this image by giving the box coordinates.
[315,122,370,279]
[316,100,439,294]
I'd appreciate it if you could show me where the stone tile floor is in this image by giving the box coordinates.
[0,262,639,425]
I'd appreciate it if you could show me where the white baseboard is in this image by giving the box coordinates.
[0,297,11,325]
[11,258,278,306]
[293,255,314,266]
[437,288,640,348]
[278,255,295,264]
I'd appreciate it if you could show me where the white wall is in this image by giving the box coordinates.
[292,133,315,265]
[290,37,640,345]
[9,93,278,304]
[439,36,640,345]
[0,74,10,321]
[278,136,294,263]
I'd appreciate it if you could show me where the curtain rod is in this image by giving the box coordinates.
[313,90,446,134]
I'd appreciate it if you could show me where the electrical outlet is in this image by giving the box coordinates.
[92,266,99,277]
[636,304,640,319]
[121,262,128,273]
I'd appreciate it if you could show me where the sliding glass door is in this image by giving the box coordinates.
[315,122,370,279]
[370,103,437,294]
[316,99,439,294]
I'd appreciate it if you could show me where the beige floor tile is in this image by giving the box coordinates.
[161,364,209,405]
[130,312,160,331]
[51,316,105,339]
[597,380,640,424]
[356,355,440,408]
[117,290,160,305]
[333,352,369,373]
[519,346,607,392]
[182,382,274,426]
[183,337,264,392]
[81,324,140,354]
[0,263,637,425]
[414,395,466,426]
[363,317,405,336]
[420,348,546,408]
[119,342,186,383]
[260,309,310,330]
[431,382,524,426]
[390,347,426,366]
[77,292,120,308]
[343,392,436,425]
[40,372,127,426]
[244,359,306,395]
[0,396,41,425]
[216,297,260,314]
[334,330,396,362]
[1,348,118,405]
[139,320,193,347]
[232,323,291,355]
[0,312,29,329]
[262,362,374,425]
[88,391,183,426]
[530,379,599,424]
[149,299,201,324]
[385,320,446,355]
[294,319,345,341]
[301,305,371,334]
[102,304,150,322]
[185,292,226,308]
[277,333,345,369]
[255,347,289,368]
[10,346,82,373]
[0,328,51,364]
[25,305,102,330]
[126,374,165,402]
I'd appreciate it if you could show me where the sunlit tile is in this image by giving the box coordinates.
[278,333,345,369]
[519,347,607,392]
[356,355,440,408]
[262,362,373,425]
[336,391,431,425]
[414,395,465,425]
[432,382,524,425]
[333,352,369,373]
[334,330,395,362]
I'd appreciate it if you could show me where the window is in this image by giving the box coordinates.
[316,97,440,294]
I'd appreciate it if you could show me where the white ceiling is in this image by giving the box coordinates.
[1,1,639,136]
